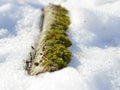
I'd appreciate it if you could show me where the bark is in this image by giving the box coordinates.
[25,4,71,75]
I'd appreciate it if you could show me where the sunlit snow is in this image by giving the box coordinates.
[0,0,120,90]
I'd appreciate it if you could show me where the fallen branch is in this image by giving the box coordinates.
[25,4,72,75]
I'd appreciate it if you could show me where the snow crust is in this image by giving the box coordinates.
[0,0,120,90]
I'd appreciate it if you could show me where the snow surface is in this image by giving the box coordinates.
[0,0,120,90]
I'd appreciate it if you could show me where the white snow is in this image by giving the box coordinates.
[0,0,120,90]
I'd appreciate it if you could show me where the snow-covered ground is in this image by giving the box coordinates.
[0,0,120,90]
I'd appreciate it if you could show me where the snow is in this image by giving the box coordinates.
[0,0,120,90]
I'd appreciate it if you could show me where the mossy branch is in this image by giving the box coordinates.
[27,4,72,75]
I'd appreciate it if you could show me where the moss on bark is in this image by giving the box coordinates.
[27,4,72,75]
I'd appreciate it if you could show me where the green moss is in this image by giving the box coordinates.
[45,30,72,47]
[55,14,70,25]
[50,5,70,31]
[42,44,71,71]
[55,5,68,15]
[51,12,70,31]
[41,5,72,72]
